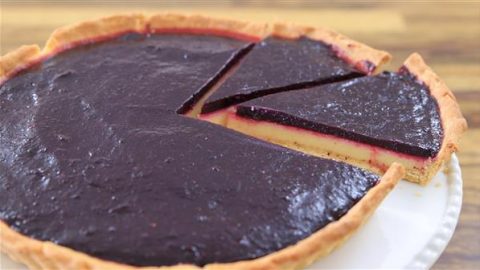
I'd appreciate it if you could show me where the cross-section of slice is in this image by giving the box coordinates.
[210,54,466,184]
[196,25,391,116]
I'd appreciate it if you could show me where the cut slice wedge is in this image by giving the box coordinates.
[202,54,467,184]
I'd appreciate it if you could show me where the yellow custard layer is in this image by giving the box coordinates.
[201,108,442,185]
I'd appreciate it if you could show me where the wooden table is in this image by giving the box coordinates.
[1,2,479,269]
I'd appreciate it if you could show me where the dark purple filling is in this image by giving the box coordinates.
[0,32,379,267]
[237,71,443,158]
[201,36,364,114]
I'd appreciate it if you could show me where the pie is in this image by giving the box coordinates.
[0,13,464,270]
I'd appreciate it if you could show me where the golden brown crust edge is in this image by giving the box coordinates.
[149,13,270,40]
[403,53,468,184]
[0,13,402,270]
[270,22,392,74]
[0,45,42,85]
[43,13,147,54]
[0,163,404,270]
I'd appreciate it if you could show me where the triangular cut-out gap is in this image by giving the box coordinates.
[176,43,255,116]
[200,72,365,115]
[177,35,385,116]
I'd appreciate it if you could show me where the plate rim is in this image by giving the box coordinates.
[405,154,463,269]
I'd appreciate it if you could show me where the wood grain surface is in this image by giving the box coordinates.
[1,1,479,269]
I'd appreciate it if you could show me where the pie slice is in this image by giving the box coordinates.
[191,23,391,117]
[0,13,405,270]
[207,54,467,184]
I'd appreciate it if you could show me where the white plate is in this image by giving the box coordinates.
[308,154,463,270]
[1,155,462,270]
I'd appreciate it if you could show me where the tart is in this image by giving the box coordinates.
[0,12,462,270]
[207,56,467,184]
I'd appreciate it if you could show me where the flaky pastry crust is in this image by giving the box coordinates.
[0,45,42,85]
[149,13,269,41]
[43,14,147,54]
[0,13,403,270]
[402,53,468,184]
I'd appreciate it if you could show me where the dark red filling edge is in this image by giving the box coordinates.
[151,28,261,43]
[235,106,437,158]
